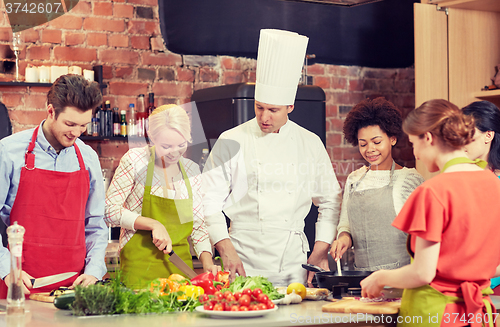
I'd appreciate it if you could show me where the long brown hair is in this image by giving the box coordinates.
[403,99,475,149]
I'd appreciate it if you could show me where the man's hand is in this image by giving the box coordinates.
[306,241,330,287]
[4,271,33,295]
[69,274,98,289]
[215,239,246,282]
[330,232,352,261]
[199,251,221,276]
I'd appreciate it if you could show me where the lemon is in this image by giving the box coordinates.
[287,282,307,300]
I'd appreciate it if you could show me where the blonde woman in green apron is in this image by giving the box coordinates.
[331,97,424,271]
[360,99,500,327]
[105,104,217,289]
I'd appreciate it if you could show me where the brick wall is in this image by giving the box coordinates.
[0,0,415,188]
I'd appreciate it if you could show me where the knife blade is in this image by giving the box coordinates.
[167,250,198,279]
[30,272,78,289]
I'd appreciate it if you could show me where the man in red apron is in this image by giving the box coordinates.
[0,75,108,298]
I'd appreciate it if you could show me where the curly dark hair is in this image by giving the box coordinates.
[343,97,403,146]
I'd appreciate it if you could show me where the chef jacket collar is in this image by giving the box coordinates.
[253,117,292,138]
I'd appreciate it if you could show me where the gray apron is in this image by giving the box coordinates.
[347,161,410,271]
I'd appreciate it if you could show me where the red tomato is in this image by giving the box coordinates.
[226,295,236,302]
[256,303,267,310]
[257,293,269,303]
[203,303,214,311]
[242,288,252,296]
[213,303,224,311]
[230,305,239,311]
[252,288,263,299]
[239,306,249,311]
[198,294,210,303]
[238,294,251,307]
[249,304,258,311]
[223,290,233,298]
[266,301,276,309]
[233,292,242,300]
[213,291,223,301]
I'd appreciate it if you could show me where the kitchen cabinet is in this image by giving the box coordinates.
[414,0,500,178]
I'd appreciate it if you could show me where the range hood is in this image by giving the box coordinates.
[284,0,382,6]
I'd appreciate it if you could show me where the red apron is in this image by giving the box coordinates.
[0,126,88,298]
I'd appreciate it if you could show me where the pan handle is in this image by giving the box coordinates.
[301,263,327,273]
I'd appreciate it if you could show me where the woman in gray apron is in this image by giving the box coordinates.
[331,98,424,271]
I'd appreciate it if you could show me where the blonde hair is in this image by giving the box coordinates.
[403,99,475,149]
[148,104,192,143]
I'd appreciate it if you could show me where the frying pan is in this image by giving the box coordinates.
[302,264,373,289]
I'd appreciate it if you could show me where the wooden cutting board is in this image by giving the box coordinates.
[322,298,400,314]
[29,292,55,303]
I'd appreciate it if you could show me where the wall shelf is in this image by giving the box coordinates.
[428,0,500,12]
[0,81,107,88]
[473,89,500,107]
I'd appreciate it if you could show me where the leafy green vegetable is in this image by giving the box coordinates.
[223,276,284,300]
[70,271,200,316]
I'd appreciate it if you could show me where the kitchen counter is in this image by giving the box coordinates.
[0,299,398,327]
[3,296,500,327]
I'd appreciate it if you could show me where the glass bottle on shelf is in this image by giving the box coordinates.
[91,118,98,137]
[198,148,209,172]
[120,110,127,137]
[136,94,147,138]
[105,100,113,137]
[127,103,136,137]
[6,221,26,316]
[113,107,120,137]
[147,93,155,115]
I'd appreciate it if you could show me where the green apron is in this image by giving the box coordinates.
[120,147,194,289]
[398,157,493,327]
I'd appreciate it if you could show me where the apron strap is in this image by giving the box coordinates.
[441,157,488,173]
[73,143,86,171]
[25,126,39,170]
[145,146,192,199]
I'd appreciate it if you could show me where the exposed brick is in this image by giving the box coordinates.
[333,92,366,107]
[326,104,338,117]
[108,34,129,48]
[83,17,125,32]
[97,141,129,159]
[394,79,414,93]
[109,82,148,96]
[24,94,47,108]
[49,15,83,30]
[27,46,51,61]
[70,1,91,14]
[158,67,175,81]
[103,65,113,79]
[93,2,113,16]
[348,79,364,92]
[243,71,256,83]
[378,79,395,92]
[128,0,157,6]
[136,6,154,19]
[41,30,62,44]
[200,67,219,82]
[184,55,217,67]
[141,52,181,66]
[398,68,415,80]
[0,28,10,41]
[137,68,155,80]
[99,49,139,64]
[176,67,195,82]
[127,20,158,35]
[9,110,47,125]
[54,47,97,62]
[65,32,85,46]
[23,29,39,43]
[152,82,192,98]
[150,36,164,51]
[30,86,51,93]
[115,66,134,79]
[326,133,342,147]
[131,36,149,50]
[331,77,347,90]
[222,71,242,85]
[362,68,397,79]
[116,96,138,111]
[221,57,241,70]
[114,3,134,18]
[306,64,325,75]
[1,93,23,108]
[328,118,344,131]
[314,76,330,90]
[339,105,352,115]
[87,33,107,47]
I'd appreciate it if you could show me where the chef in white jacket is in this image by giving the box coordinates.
[202,29,342,287]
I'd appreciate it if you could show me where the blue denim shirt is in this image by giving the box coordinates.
[0,121,108,279]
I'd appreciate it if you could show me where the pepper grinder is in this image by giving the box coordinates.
[6,221,26,316]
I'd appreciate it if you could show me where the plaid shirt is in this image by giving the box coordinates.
[104,146,212,257]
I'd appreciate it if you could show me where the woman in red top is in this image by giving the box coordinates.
[361,99,500,327]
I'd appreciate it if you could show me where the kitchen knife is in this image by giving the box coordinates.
[167,250,198,279]
[30,272,78,289]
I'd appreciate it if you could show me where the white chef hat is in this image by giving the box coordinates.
[254,29,309,106]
